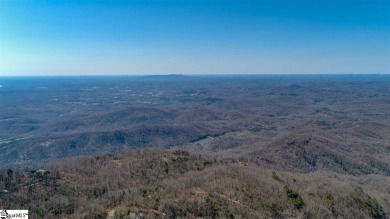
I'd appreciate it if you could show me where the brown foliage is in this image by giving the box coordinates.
[1,150,388,218]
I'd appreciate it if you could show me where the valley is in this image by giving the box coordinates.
[0,75,389,218]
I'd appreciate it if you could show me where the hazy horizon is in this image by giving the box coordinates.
[1,0,389,76]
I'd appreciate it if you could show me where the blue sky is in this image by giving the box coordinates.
[0,0,389,75]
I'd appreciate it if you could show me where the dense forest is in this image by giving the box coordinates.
[1,75,389,218]
[1,150,388,218]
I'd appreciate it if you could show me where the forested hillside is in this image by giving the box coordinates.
[1,150,388,218]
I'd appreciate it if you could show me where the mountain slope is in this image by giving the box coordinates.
[1,150,388,219]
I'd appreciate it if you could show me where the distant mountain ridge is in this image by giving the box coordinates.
[0,75,389,176]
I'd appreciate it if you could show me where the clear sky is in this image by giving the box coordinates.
[0,0,389,76]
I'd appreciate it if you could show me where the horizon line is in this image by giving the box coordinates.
[0,73,389,77]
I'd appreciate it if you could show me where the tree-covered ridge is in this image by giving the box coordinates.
[1,150,388,219]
